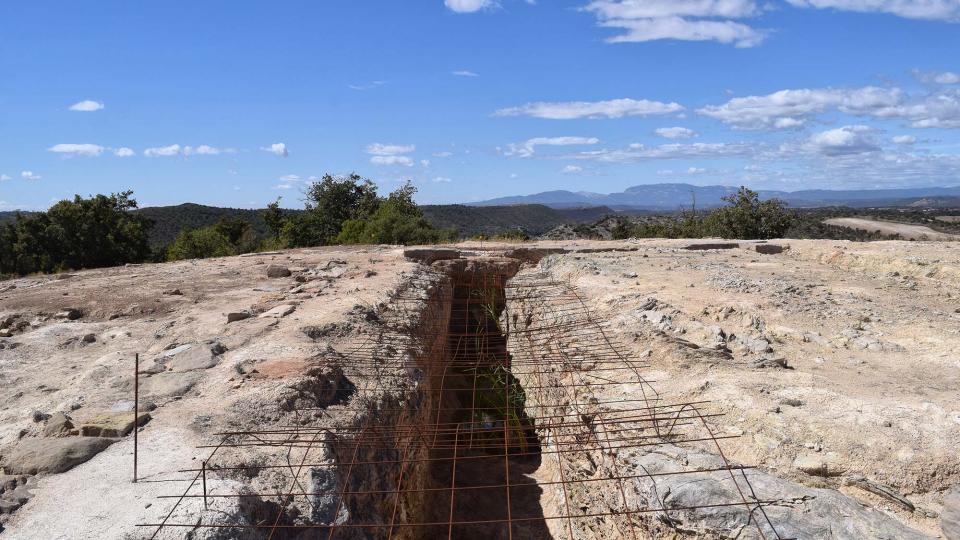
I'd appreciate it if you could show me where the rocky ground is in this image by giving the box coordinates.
[0,239,958,538]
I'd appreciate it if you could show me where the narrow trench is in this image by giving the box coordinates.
[422,268,551,539]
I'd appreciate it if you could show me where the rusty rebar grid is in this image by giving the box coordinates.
[140,261,789,540]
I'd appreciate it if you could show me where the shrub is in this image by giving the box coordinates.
[702,187,794,240]
[335,182,455,245]
[167,227,236,261]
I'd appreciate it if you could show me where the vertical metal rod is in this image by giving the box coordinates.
[133,352,139,484]
[202,460,208,509]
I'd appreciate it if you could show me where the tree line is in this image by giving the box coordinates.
[0,182,837,278]
[0,175,453,277]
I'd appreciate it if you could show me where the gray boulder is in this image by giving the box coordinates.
[266,265,292,278]
[2,437,115,475]
[625,444,931,539]
[943,485,960,540]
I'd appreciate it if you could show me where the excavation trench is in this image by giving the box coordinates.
[255,259,553,540]
[421,259,549,539]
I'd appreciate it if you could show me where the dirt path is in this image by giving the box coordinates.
[824,217,959,240]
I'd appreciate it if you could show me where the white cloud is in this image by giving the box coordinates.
[584,0,767,47]
[0,174,11,181]
[114,147,136,157]
[433,151,454,158]
[562,165,584,174]
[597,16,766,47]
[421,159,431,167]
[432,176,453,183]
[804,125,880,156]
[444,0,495,13]
[568,141,758,162]
[68,100,104,112]
[367,143,416,166]
[655,126,698,139]
[262,143,289,157]
[892,134,916,144]
[657,166,709,175]
[785,0,960,21]
[371,155,415,167]
[697,86,904,129]
[913,69,960,85]
[144,144,182,157]
[868,89,960,128]
[366,143,416,156]
[48,143,105,157]
[495,98,683,119]
[275,174,301,189]
[183,145,222,156]
[21,170,41,181]
[452,70,480,77]
[504,136,600,157]
[348,81,385,91]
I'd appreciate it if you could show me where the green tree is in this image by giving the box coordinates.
[0,191,152,276]
[703,187,794,240]
[166,226,236,261]
[262,197,285,240]
[288,173,380,246]
[335,182,454,245]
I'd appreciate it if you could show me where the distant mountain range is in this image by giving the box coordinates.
[473,183,960,210]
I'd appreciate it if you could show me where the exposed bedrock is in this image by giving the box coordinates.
[506,261,932,540]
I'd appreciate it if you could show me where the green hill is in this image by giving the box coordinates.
[133,202,616,246]
[134,203,303,246]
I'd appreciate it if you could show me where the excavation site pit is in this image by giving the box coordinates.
[2,242,951,540]
[141,252,789,539]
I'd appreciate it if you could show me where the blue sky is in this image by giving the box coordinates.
[2,0,960,210]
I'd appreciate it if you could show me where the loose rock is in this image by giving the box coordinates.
[266,265,292,278]
[226,311,252,323]
[2,437,116,475]
[42,413,75,437]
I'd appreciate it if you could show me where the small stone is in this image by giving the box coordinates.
[781,398,805,407]
[793,452,845,477]
[226,311,252,323]
[31,410,51,423]
[163,289,183,296]
[0,329,12,338]
[750,356,790,369]
[266,265,292,278]
[42,413,74,437]
[259,304,296,319]
[55,308,82,320]
[81,333,96,343]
